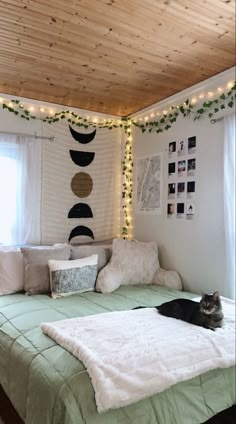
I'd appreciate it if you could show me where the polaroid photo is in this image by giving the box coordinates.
[168,183,176,199]
[188,136,196,154]
[177,182,185,198]
[187,158,196,176]
[186,202,195,220]
[168,162,176,177]
[177,202,185,219]
[167,203,175,218]
[169,141,176,157]
[187,181,196,198]
[178,160,186,176]
[178,139,186,157]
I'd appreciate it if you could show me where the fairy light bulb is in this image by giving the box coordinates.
[199,94,204,99]
[217,87,222,92]
[29,106,34,112]
[49,109,54,115]
[8,102,13,107]
[0,97,3,103]
[208,92,213,97]
[227,81,234,89]
[40,107,45,113]
[191,97,197,104]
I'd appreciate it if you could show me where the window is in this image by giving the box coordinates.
[0,154,18,244]
[0,134,41,245]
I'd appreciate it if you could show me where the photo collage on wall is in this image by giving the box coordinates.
[167,136,196,220]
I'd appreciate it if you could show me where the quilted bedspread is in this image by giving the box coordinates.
[0,285,235,424]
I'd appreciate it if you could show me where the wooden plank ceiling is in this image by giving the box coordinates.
[0,0,235,116]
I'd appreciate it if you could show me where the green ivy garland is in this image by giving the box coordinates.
[1,83,235,239]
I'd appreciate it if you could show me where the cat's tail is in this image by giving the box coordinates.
[132,306,147,310]
[132,306,159,310]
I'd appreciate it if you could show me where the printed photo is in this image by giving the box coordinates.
[168,162,176,176]
[178,140,186,156]
[178,160,186,175]
[168,183,176,199]
[177,202,185,218]
[188,136,196,154]
[187,181,196,198]
[169,141,176,155]
[177,182,185,197]
[167,203,175,216]
[187,158,196,176]
[186,202,195,219]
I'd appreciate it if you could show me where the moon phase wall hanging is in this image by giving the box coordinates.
[68,126,96,243]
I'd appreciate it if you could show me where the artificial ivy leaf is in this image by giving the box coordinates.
[220,93,226,100]
[228,101,234,108]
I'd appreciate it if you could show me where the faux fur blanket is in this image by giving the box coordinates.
[41,297,235,413]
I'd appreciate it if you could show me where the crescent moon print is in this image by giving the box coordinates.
[68,203,93,218]
[69,150,95,167]
[68,225,95,242]
[69,125,96,144]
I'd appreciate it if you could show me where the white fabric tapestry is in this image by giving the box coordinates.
[224,114,235,299]
[41,122,121,244]
[0,134,41,245]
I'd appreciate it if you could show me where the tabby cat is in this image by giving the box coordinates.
[133,292,223,330]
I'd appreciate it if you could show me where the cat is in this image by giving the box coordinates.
[133,291,223,331]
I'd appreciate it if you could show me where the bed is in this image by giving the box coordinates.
[0,284,235,424]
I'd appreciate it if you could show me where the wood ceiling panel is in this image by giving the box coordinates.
[0,0,235,116]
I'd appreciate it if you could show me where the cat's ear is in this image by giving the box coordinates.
[213,291,220,300]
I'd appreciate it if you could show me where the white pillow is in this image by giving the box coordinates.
[0,247,24,295]
[48,254,98,298]
[96,239,159,293]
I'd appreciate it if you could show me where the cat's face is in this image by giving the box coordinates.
[200,292,221,315]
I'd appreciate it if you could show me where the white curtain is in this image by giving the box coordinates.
[0,134,41,245]
[224,115,235,299]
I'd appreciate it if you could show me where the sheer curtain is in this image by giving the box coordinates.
[224,115,235,299]
[0,134,41,245]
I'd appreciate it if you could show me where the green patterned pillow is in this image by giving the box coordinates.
[48,254,98,298]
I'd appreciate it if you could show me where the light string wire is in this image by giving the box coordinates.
[0,82,235,239]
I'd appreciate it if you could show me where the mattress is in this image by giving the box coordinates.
[0,285,235,424]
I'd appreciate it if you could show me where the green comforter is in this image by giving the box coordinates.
[0,285,235,424]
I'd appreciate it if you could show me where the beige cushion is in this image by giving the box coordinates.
[70,245,112,272]
[152,267,183,290]
[96,239,159,293]
[21,244,71,294]
[0,247,24,295]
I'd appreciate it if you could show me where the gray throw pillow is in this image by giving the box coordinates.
[21,245,71,294]
[70,245,112,272]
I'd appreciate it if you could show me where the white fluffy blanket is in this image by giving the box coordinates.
[41,297,235,413]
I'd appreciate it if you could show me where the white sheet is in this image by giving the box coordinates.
[41,297,236,413]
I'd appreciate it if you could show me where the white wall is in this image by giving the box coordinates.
[132,68,235,296]
[0,100,121,245]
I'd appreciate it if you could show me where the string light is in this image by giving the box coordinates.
[40,107,45,112]
[227,81,234,89]
[0,97,3,103]
[8,102,13,107]
[49,109,54,115]
[134,80,234,121]
[29,106,34,112]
